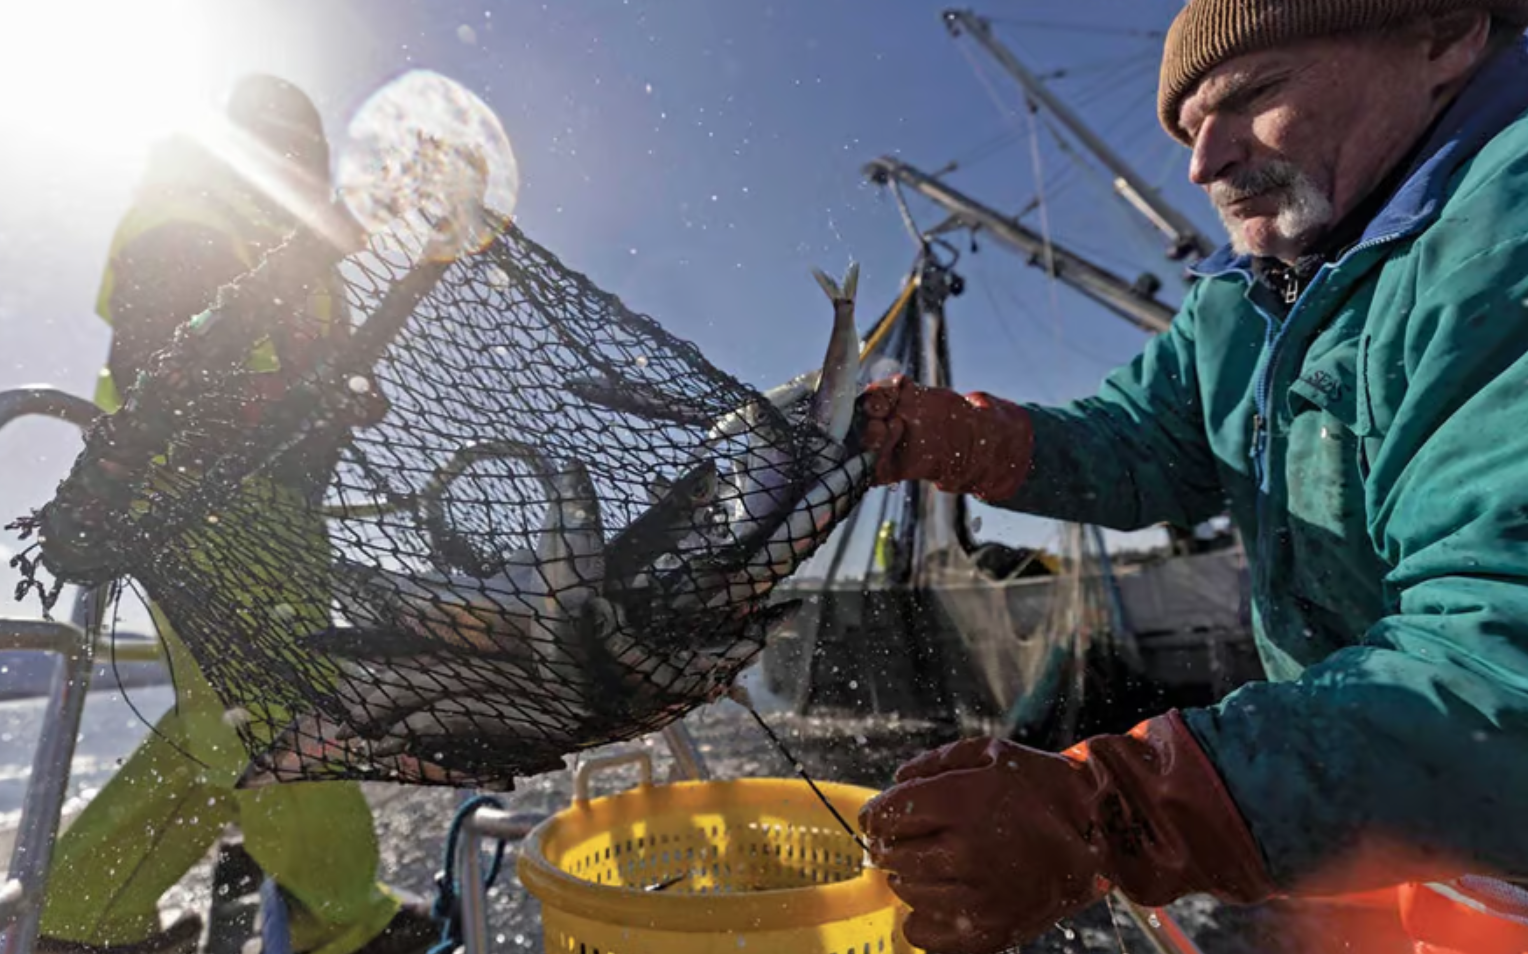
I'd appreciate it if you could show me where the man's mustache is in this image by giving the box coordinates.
[1209,163,1302,207]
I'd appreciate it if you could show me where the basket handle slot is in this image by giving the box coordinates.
[573,751,654,805]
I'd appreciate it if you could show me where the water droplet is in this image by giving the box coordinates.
[205,514,220,525]
[457,24,478,44]
[1148,913,1162,928]
[635,355,649,368]
[347,375,371,394]
[337,70,519,261]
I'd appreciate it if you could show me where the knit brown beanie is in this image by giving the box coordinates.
[1159,0,1528,143]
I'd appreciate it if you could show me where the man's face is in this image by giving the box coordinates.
[1177,33,1443,262]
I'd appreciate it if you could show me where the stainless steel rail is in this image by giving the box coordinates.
[0,388,114,954]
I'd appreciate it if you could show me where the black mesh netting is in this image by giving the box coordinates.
[15,222,870,790]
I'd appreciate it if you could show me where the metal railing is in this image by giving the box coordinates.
[450,721,708,954]
[0,388,111,954]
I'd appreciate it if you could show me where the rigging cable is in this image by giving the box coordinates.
[888,177,927,250]
[931,127,1029,178]
[952,22,1189,270]
[1018,70,1067,336]
[981,15,1165,39]
[981,255,1137,369]
[950,31,1094,256]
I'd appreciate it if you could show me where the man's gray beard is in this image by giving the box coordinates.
[1212,163,1335,258]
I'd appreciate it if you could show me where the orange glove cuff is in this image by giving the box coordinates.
[1078,710,1276,906]
[959,390,1035,502]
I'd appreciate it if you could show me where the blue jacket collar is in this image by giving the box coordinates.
[1192,39,1528,279]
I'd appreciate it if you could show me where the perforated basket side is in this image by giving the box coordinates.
[516,779,921,952]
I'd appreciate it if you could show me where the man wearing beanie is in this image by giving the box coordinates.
[856,4,1528,953]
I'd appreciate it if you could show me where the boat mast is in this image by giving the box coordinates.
[942,9,1216,264]
[864,156,1175,333]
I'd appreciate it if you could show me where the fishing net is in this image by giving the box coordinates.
[13,222,870,790]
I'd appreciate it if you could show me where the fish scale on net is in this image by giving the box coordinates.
[15,213,879,791]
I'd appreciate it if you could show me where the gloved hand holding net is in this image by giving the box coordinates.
[14,220,872,791]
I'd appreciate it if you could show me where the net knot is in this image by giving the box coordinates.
[5,538,63,616]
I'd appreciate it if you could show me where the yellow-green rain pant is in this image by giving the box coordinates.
[39,478,400,954]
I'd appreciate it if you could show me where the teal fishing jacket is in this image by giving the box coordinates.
[1004,43,1528,888]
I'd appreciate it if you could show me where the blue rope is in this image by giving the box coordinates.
[430,795,509,954]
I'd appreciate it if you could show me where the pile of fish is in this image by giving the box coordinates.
[239,264,877,789]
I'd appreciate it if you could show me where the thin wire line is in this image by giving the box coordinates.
[114,579,212,770]
[889,179,926,249]
[741,701,870,853]
[1019,82,1066,337]
[983,16,1165,39]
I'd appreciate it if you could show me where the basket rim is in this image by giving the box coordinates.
[515,776,900,934]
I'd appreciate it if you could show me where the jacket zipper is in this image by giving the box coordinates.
[1247,233,1400,601]
[1280,270,1302,306]
[1248,232,1396,491]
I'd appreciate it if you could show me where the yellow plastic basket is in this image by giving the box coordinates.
[517,762,922,954]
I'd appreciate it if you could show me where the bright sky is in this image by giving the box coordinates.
[0,0,1222,617]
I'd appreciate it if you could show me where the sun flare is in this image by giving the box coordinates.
[0,0,213,166]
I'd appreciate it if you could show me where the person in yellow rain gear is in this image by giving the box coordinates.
[37,75,436,954]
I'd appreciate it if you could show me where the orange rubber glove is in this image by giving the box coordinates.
[855,375,1034,502]
[859,712,1275,954]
